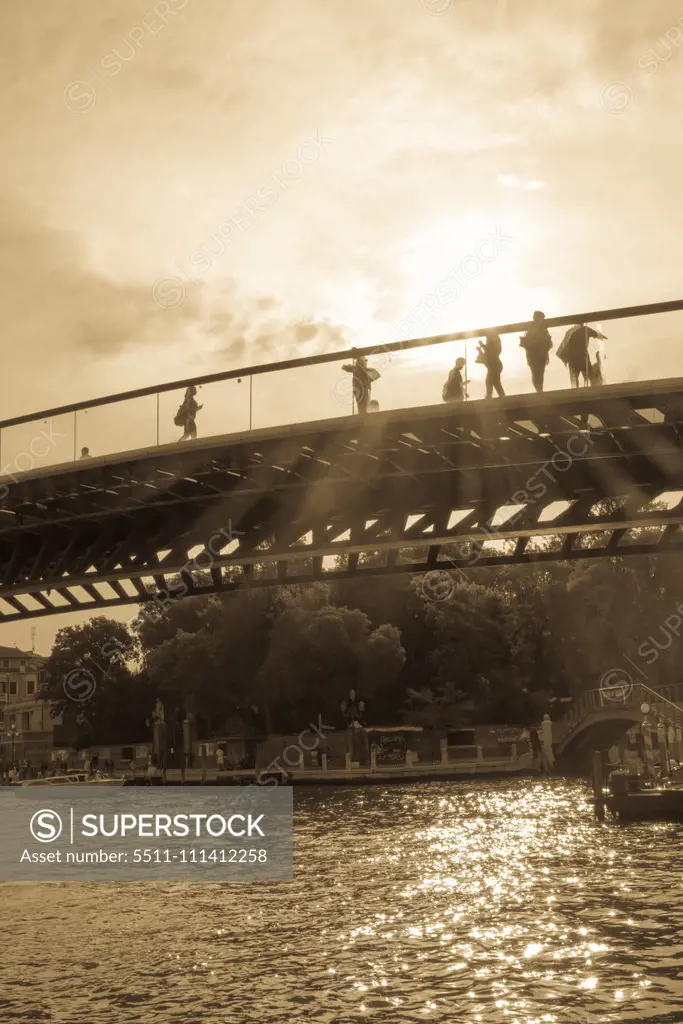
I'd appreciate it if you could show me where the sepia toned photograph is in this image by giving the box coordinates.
[0,1,682,1021]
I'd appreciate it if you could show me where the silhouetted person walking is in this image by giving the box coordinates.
[175,385,202,441]
[341,353,379,415]
[476,331,505,398]
[556,324,606,387]
[442,356,467,403]
[519,311,553,392]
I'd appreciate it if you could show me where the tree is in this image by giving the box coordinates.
[139,588,290,735]
[39,617,153,745]
[254,603,405,731]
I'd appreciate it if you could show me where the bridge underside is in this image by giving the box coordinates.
[1,379,683,621]
[556,712,642,768]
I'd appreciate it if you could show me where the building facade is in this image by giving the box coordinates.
[0,646,56,766]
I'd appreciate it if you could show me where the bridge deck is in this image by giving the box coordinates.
[0,377,682,621]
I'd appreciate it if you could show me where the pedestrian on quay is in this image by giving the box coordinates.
[216,746,225,772]
[476,331,505,399]
[442,356,467,403]
[656,716,668,772]
[175,385,202,441]
[341,353,380,415]
[556,324,607,388]
[519,311,553,393]
[528,726,542,771]
[641,711,656,777]
[540,713,555,771]
[667,723,677,755]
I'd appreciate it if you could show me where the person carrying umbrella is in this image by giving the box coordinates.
[556,324,607,387]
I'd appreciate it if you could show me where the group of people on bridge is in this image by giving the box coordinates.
[171,312,608,441]
[343,311,607,415]
[441,312,606,405]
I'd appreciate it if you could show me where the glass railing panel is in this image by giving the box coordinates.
[0,412,79,478]
[0,300,682,477]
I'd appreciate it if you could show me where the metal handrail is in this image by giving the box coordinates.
[566,683,683,707]
[1,298,682,432]
[640,682,683,718]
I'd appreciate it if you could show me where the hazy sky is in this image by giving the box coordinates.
[1,0,682,652]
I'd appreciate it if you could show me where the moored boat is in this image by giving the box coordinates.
[603,766,683,822]
[15,773,124,787]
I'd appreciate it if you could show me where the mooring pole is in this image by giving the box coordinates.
[592,750,605,821]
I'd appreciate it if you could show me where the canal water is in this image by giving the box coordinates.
[1,778,681,1023]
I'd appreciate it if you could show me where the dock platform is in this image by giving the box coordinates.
[125,759,535,786]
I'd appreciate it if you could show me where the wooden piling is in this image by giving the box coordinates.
[592,750,605,821]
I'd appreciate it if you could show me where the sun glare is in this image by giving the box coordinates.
[389,210,552,370]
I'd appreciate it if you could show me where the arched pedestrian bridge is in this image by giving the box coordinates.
[1,300,683,621]
[555,682,683,766]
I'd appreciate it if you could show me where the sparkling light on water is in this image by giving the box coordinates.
[1,778,681,1022]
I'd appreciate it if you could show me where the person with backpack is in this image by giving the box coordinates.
[556,324,607,387]
[476,331,505,399]
[519,311,553,393]
[442,356,467,403]
[175,385,202,441]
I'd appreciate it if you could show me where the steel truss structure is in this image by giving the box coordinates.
[1,379,683,621]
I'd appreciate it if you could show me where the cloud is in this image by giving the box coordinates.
[0,191,353,421]
[0,193,204,410]
[201,282,352,364]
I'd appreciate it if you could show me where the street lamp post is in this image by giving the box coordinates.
[10,723,16,768]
